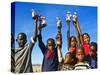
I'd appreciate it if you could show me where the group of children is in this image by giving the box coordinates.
[59,34,97,70]
[57,15,97,70]
[11,12,97,73]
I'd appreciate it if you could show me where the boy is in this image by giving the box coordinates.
[87,42,97,69]
[13,16,38,73]
[58,52,74,70]
[74,47,90,70]
[38,24,58,72]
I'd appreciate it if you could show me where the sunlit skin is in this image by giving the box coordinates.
[64,53,73,64]
[17,34,27,48]
[76,48,85,63]
[47,40,55,51]
[83,34,90,44]
[89,46,95,57]
[70,37,77,47]
[69,37,77,53]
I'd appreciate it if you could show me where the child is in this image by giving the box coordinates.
[82,33,90,56]
[13,17,38,73]
[74,47,90,70]
[87,42,97,69]
[38,25,58,72]
[58,52,74,70]
[69,36,77,55]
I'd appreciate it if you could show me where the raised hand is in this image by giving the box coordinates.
[32,9,38,41]
[66,11,71,23]
[66,11,71,49]
[56,17,62,32]
[38,16,47,30]
[56,26,63,63]
[32,9,38,20]
[56,32,62,48]
[72,12,78,24]
[72,12,82,46]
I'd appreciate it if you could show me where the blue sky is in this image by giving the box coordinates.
[12,2,97,65]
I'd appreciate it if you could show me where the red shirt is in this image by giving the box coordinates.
[69,47,76,54]
[45,50,54,60]
[82,42,90,56]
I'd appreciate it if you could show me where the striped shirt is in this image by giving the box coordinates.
[74,62,91,70]
[12,37,35,73]
[58,64,73,71]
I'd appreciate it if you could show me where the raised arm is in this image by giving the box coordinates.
[56,17,63,63]
[72,12,83,47]
[56,32,63,63]
[38,17,47,55]
[66,11,71,49]
[74,21,83,45]
[28,17,38,51]
[67,22,70,50]
[38,29,46,55]
[28,10,39,51]
[33,19,38,41]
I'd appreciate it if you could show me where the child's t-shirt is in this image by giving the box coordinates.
[59,64,73,70]
[74,62,91,70]
[69,47,76,54]
[86,55,97,69]
[82,42,90,56]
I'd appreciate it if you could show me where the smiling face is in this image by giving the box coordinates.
[17,33,27,48]
[83,33,90,44]
[70,37,77,47]
[76,48,85,62]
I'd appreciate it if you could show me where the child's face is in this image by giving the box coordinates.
[71,38,76,47]
[17,34,26,47]
[64,53,72,64]
[76,49,84,62]
[89,46,95,57]
[83,34,89,44]
[47,40,54,50]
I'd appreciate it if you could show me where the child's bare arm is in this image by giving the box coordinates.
[56,32,63,63]
[33,19,38,41]
[73,21,83,47]
[66,12,71,49]
[77,21,83,44]
[28,18,38,51]
[72,13,83,47]
[67,22,70,49]
[57,46,63,63]
[56,17,63,63]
